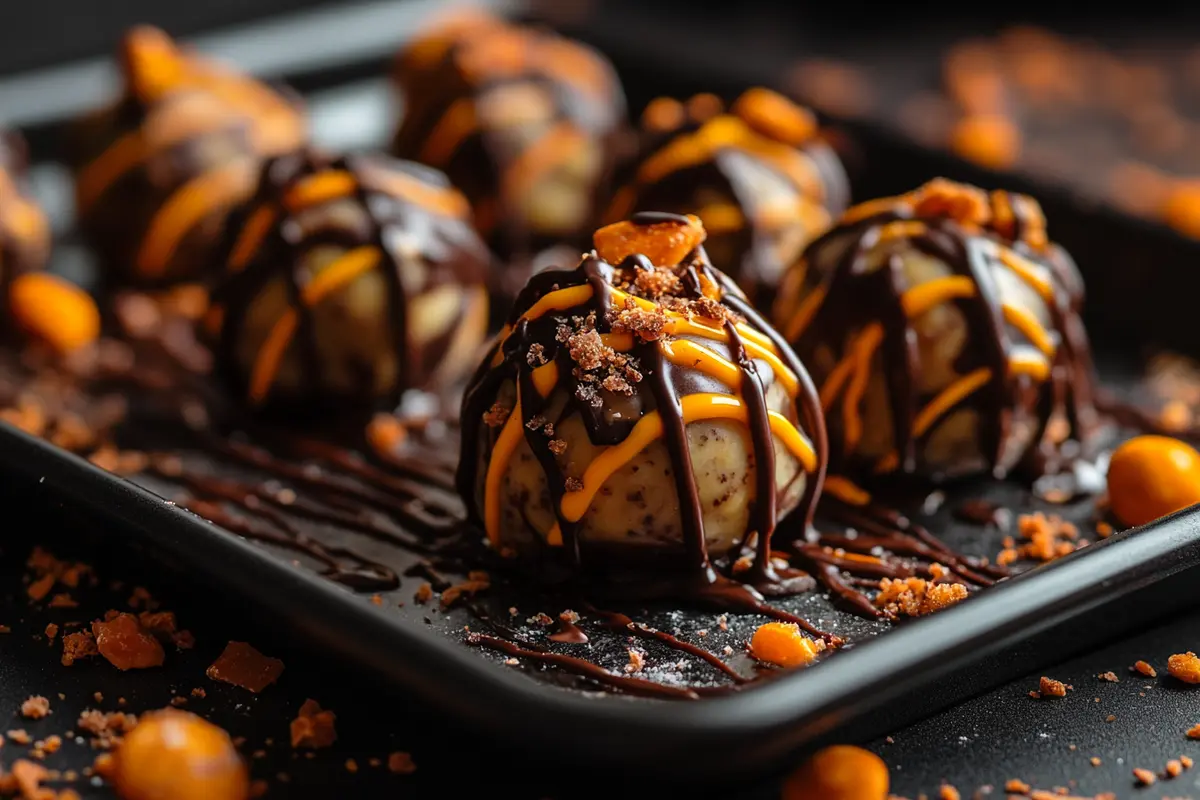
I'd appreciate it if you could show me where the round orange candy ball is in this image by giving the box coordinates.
[8,273,100,355]
[112,709,249,800]
[1107,435,1200,528]
[782,745,890,800]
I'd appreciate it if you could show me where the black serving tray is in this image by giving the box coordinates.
[2,0,1200,785]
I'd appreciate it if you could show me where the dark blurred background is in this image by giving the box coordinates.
[2,0,1200,76]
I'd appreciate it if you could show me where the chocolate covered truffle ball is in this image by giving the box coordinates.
[0,132,50,290]
[391,13,625,276]
[71,26,306,286]
[773,178,1095,480]
[208,150,490,411]
[605,88,849,307]
[459,213,826,579]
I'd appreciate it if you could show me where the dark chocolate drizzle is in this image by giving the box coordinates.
[466,633,707,700]
[593,610,748,683]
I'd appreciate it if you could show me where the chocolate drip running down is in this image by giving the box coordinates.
[607,88,850,306]
[207,148,491,412]
[458,212,829,615]
[775,178,1098,481]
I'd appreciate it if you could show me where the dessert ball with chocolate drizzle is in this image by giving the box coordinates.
[208,149,490,412]
[391,13,625,272]
[459,213,826,585]
[774,178,1096,480]
[0,133,50,291]
[70,26,305,286]
[604,89,849,307]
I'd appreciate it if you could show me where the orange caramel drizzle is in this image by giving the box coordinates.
[75,27,305,279]
[225,168,468,277]
[779,178,1086,476]
[209,152,477,406]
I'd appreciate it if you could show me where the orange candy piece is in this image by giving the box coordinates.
[9,273,101,355]
[732,87,817,147]
[112,709,249,800]
[749,622,822,668]
[949,113,1022,171]
[1107,435,1200,527]
[783,745,890,800]
[1163,181,1200,239]
[92,613,165,671]
[593,214,706,267]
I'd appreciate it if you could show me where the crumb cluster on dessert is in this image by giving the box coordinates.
[607,88,849,304]
[391,11,625,269]
[207,149,491,412]
[458,212,825,585]
[0,133,50,296]
[774,178,1097,480]
[69,26,306,286]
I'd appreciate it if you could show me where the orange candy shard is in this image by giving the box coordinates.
[206,641,285,693]
[1107,435,1200,528]
[92,613,165,671]
[749,621,824,668]
[9,273,101,355]
[731,87,818,147]
[593,214,706,267]
[290,699,337,749]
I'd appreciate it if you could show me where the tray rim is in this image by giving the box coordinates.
[4,418,1200,779]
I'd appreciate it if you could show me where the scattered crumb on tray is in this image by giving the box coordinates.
[1032,676,1070,699]
[1133,659,1157,677]
[19,696,50,720]
[387,751,416,775]
[1167,651,1200,683]
[290,700,336,749]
